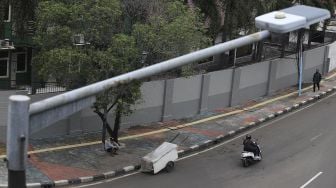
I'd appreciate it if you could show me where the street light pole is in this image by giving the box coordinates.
[255,5,330,96]
[6,95,30,188]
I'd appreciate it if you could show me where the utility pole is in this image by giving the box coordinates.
[6,95,30,188]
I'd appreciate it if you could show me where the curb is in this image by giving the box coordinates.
[177,87,336,157]
[1,87,335,188]
[0,165,141,188]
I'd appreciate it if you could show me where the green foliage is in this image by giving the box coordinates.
[34,0,140,117]
[132,0,211,65]
[90,34,141,115]
[193,0,221,39]
[193,0,335,43]
[34,0,122,50]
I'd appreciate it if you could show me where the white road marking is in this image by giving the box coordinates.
[70,92,336,188]
[300,172,323,188]
[71,172,140,188]
[310,133,322,142]
[178,102,317,161]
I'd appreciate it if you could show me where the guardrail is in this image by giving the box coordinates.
[6,30,271,188]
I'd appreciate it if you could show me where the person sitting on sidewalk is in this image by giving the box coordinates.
[105,137,120,155]
[313,69,322,92]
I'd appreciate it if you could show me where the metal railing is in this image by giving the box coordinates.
[6,30,271,188]
[0,80,67,94]
[29,82,66,95]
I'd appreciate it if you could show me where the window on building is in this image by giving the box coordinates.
[0,51,8,58]
[3,4,11,22]
[16,53,27,72]
[0,58,9,77]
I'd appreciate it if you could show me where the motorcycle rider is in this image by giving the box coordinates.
[243,135,260,156]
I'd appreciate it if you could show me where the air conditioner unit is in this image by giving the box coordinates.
[73,34,85,45]
[0,39,15,50]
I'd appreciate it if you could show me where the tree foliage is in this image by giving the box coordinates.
[132,0,211,65]
[34,0,141,143]
[33,0,210,144]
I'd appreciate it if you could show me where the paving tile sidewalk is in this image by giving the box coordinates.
[1,72,336,186]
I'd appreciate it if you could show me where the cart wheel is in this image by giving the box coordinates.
[165,161,174,172]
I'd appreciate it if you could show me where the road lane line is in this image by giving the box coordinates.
[71,171,140,188]
[178,102,317,161]
[300,172,323,188]
[70,92,336,187]
[179,91,336,161]
[310,133,322,142]
[70,104,318,188]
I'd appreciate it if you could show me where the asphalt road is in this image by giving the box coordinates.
[73,93,336,188]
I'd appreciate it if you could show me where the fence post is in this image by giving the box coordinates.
[6,95,30,188]
[162,79,174,121]
[322,45,330,75]
[229,67,241,107]
[267,61,277,96]
[199,74,210,114]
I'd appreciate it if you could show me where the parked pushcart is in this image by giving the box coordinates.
[141,142,178,174]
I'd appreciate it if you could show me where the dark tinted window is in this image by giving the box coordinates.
[0,51,8,58]
[0,59,8,77]
[3,3,9,21]
[16,54,26,72]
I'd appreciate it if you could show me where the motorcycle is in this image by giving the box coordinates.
[241,141,262,167]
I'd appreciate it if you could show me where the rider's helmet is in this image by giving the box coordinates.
[245,135,252,140]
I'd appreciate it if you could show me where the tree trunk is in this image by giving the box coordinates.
[95,108,113,145]
[112,101,122,143]
[221,0,234,68]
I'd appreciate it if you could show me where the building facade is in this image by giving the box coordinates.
[0,2,33,90]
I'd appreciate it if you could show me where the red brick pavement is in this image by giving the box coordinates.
[242,116,259,125]
[29,154,96,181]
[183,127,224,137]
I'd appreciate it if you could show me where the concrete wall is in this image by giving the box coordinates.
[0,46,329,142]
[303,46,326,81]
[235,61,270,105]
[207,69,232,111]
[329,41,336,71]
[171,75,202,119]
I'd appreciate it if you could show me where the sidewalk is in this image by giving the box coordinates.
[1,71,336,187]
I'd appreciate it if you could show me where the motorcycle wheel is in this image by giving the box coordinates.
[242,159,249,167]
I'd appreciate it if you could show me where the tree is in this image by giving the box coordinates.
[89,34,142,143]
[132,0,210,75]
[33,0,141,145]
[34,0,212,145]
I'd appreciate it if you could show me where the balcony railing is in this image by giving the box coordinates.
[0,80,66,95]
